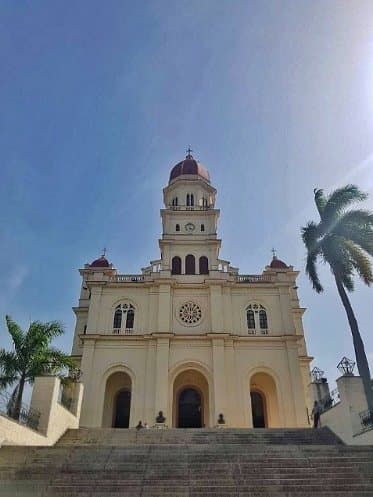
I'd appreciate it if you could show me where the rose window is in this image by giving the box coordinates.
[178,302,202,325]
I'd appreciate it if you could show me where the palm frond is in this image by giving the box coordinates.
[323,185,367,221]
[5,316,25,353]
[305,252,323,293]
[344,239,373,286]
[313,188,327,217]
[301,221,320,251]
[0,349,19,390]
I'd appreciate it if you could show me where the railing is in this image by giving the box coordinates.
[169,205,211,211]
[236,275,272,283]
[247,328,269,335]
[111,275,145,282]
[59,391,73,411]
[112,328,135,335]
[0,389,40,431]
[319,388,340,413]
[359,408,373,430]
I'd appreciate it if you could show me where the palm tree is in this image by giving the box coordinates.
[0,316,76,420]
[302,184,373,410]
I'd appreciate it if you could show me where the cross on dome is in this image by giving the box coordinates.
[186,146,194,159]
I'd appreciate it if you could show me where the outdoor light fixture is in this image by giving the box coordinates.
[311,366,324,382]
[337,356,355,376]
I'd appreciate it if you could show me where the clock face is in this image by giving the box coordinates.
[185,223,195,232]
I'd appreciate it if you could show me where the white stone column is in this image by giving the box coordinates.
[157,284,171,333]
[154,336,170,422]
[79,341,96,426]
[210,285,223,333]
[211,337,227,425]
[285,340,308,427]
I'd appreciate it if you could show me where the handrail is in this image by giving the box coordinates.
[0,389,40,431]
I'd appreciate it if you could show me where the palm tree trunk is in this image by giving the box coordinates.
[335,276,373,410]
[13,375,26,421]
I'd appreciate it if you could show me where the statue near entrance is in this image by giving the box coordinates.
[156,410,166,423]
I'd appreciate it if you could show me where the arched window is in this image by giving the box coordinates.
[185,254,195,274]
[247,310,255,330]
[201,224,205,232]
[176,224,180,232]
[171,256,182,275]
[172,197,178,206]
[113,304,135,334]
[259,309,268,330]
[186,193,194,206]
[202,197,208,208]
[126,309,135,329]
[113,307,122,329]
[246,304,269,334]
[199,256,209,274]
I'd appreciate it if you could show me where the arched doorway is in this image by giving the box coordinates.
[172,368,209,427]
[249,372,280,428]
[114,390,131,428]
[178,388,202,428]
[102,371,132,427]
[250,391,266,428]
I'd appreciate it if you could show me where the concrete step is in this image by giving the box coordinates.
[1,428,373,496]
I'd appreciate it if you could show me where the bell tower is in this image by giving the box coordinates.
[160,151,221,275]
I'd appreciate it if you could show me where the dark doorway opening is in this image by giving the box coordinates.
[113,390,131,428]
[178,388,202,428]
[251,391,266,428]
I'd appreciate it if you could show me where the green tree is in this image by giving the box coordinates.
[0,316,76,419]
[302,184,373,410]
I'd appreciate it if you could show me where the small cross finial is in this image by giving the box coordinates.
[271,247,277,258]
[102,247,107,257]
[186,146,193,159]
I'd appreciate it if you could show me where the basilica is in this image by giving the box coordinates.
[71,153,312,429]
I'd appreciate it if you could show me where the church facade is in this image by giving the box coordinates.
[71,153,312,429]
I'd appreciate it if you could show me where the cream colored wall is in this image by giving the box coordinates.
[77,279,299,338]
[0,415,48,446]
[318,375,370,445]
[1,376,83,446]
[78,333,309,429]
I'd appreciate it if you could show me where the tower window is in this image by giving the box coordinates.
[126,309,135,329]
[186,193,194,207]
[172,197,178,206]
[202,197,208,208]
[176,224,180,232]
[199,256,209,275]
[246,304,269,334]
[246,310,255,329]
[185,254,195,274]
[113,303,136,333]
[113,308,122,329]
[201,224,205,232]
[171,256,182,275]
[259,309,268,330]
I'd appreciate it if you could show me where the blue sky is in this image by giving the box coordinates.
[1,0,373,387]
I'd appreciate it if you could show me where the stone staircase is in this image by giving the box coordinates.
[1,427,373,496]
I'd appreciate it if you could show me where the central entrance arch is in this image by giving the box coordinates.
[178,388,202,428]
[250,391,266,428]
[114,390,131,428]
[172,368,209,428]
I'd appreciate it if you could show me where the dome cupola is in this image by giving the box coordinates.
[169,149,210,184]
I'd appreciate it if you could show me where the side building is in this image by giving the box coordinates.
[71,153,312,429]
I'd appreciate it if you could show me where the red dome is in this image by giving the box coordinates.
[90,255,110,268]
[169,156,210,183]
[270,256,288,269]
